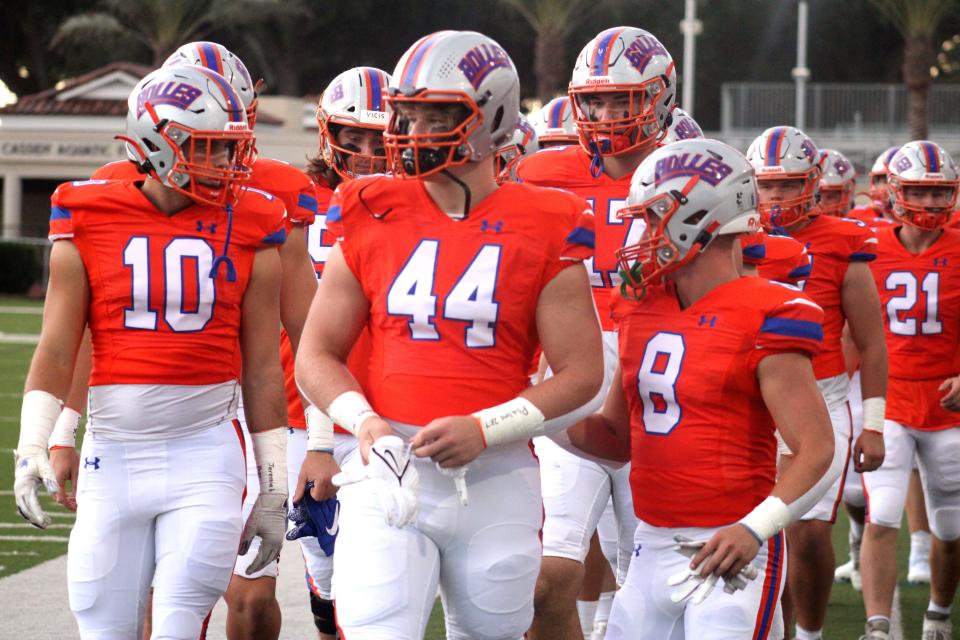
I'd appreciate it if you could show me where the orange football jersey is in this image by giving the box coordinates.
[783,215,877,379]
[614,277,823,527]
[742,232,811,286]
[49,179,286,386]
[306,179,336,278]
[517,145,634,330]
[870,226,960,429]
[326,176,594,425]
[847,207,896,229]
[90,160,141,181]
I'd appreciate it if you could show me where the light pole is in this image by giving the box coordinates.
[680,0,702,115]
[792,0,810,129]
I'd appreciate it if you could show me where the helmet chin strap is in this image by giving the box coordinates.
[440,168,472,220]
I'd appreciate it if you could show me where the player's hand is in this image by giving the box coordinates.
[357,416,395,464]
[13,447,59,529]
[854,429,885,473]
[939,376,960,412]
[690,524,761,581]
[668,535,760,604]
[333,435,419,527]
[286,483,340,557]
[49,447,79,512]
[411,415,486,468]
[238,491,288,575]
[293,451,339,504]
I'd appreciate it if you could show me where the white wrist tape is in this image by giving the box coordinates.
[305,405,335,452]
[326,391,378,436]
[472,397,546,448]
[862,397,886,434]
[48,407,81,449]
[251,428,287,495]
[738,496,791,543]
[19,390,64,454]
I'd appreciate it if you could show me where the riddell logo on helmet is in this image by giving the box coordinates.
[458,44,511,90]
[223,122,249,132]
[624,36,668,73]
[654,153,733,186]
[136,82,203,119]
[584,77,613,85]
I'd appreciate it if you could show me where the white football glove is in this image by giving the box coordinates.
[435,463,468,506]
[238,492,288,575]
[667,535,759,604]
[13,447,59,529]
[333,435,419,527]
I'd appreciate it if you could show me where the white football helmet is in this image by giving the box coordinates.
[163,42,260,127]
[317,67,392,179]
[887,140,959,230]
[495,113,539,183]
[385,30,520,177]
[868,145,900,210]
[659,107,704,146]
[617,138,760,296]
[745,126,821,229]
[817,148,856,217]
[569,27,677,164]
[121,65,254,207]
[531,97,578,147]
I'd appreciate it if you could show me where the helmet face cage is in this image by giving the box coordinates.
[163,42,259,129]
[385,30,520,178]
[818,149,856,217]
[746,126,821,229]
[617,139,760,297]
[887,141,960,230]
[533,97,578,147]
[569,27,676,158]
[124,66,254,207]
[317,67,391,180]
[495,114,539,184]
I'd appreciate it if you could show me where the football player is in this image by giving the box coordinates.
[530,96,578,148]
[559,137,838,639]
[746,126,887,640]
[516,27,677,638]
[293,64,392,640]
[295,30,603,639]
[818,148,856,217]
[14,64,288,639]
[79,41,321,640]
[848,146,900,225]
[494,113,538,183]
[859,141,960,640]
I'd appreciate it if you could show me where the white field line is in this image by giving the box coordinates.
[0,550,39,556]
[0,523,73,530]
[0,333,39,344]
[891,584,903,640]
[0,306,42,314]
[0,535,68,542]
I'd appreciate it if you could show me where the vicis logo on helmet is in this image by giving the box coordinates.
[136,82,203,119]
[457,44,511,90]
[624,35,668,73]
[654,153,733,186]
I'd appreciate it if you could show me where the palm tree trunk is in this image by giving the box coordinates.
[902,32,934,140]
[534,24,568,100]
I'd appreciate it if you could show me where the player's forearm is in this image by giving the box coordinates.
[25,343,80,402]
[242,363,287,433]
[295,347,364,413]
[564,414,630,463]
[773,430,839,520]
[856,339,888,400]
[278,231,317,353]
[521,355,603,422]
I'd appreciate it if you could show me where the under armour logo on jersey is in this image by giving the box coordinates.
[934,257,949,266]
[698,314,717,327]
[480,220,504,234]
[196,221,217,234]
[84,457,101,470]
[634,543,642,557]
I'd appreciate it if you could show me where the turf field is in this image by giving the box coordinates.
[0,294,952,638]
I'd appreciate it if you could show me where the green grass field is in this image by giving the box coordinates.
[0,295,951,638]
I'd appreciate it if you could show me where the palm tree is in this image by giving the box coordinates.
[870,0,957,139]
[496,0,604,100]
[51,0,292,67]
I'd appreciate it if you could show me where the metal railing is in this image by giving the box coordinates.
[721,82,960,136]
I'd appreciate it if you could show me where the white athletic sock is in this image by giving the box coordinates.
[577,599,598,638]
[595,591,615,623]
[850,517,864,542]
[795,624,823,640]
[928,600,952,616]
[911,530,932,557]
